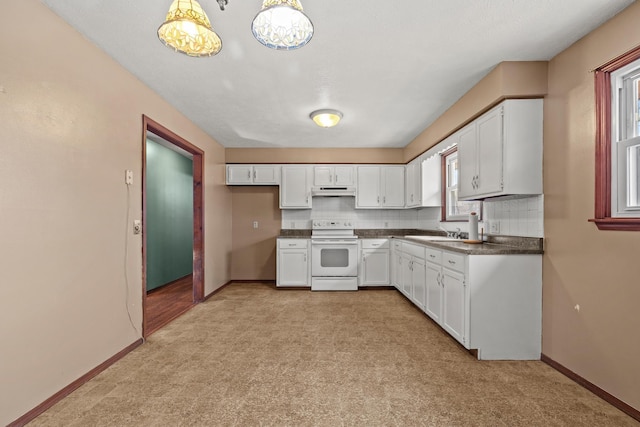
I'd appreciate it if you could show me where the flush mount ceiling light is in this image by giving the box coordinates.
[310,109,343,128]
[158,0,223,57]
[252,0,314,50]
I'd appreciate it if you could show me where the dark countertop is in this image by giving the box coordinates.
[279,228,543,255]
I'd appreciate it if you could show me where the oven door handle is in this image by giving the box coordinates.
[311,240,358,245]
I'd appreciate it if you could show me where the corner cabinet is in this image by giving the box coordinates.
[359,239,390,286]
[457,99,543,200]
[356,165,405,208]
[280,165,312,209]
[226,164,280,185]
[276,239,310,287]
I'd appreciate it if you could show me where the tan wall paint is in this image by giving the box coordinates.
[0,1,231,423]
[226,147,404,164]
[544,2,640,410]
[230,187,281,280]
[404,61,548,162]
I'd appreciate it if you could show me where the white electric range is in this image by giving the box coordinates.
[310,220,358,291]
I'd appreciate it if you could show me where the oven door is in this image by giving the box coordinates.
[311,240,358,277]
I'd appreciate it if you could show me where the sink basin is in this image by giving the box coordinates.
[404,235,460,242]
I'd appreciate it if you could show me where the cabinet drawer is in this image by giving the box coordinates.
[278,239,309,249]
[442,251,465,272]
[362,239,389,249]
[402,242,425,259]
[392,240,402,251]
[424,247,442,264]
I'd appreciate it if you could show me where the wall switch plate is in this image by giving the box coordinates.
[253,221,258,229]
[125,170,133,185]
[133,220,141,234]
[489,220,500,234]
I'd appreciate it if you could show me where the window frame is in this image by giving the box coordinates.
[591,44,640,231]
[441,147,481,222]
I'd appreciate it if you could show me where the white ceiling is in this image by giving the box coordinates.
[41,0,635,149]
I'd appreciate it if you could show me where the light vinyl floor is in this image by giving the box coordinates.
[31,283,638,426]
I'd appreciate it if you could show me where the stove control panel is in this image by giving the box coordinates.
[312,220,354,229]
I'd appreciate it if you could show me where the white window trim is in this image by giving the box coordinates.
[610,61,640,217]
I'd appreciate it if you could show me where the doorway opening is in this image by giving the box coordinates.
[142,116,204,337]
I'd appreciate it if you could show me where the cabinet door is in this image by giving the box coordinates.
[405,162,418,207]
[411,258,426,310]
[280,166,312,208]
[392,251,402,290]
[313,166,334,186]
[253,165,280,184]
[277,249,309,286]
[382,166,405,207]
[400,252,412,298]
[356,166,381,207]
[421,155,441,207]
[425,261,442,322]
[476,106,503,196]
[361,249,390,286]
[457,122,477,199]
[442,268,467,346]
[333,166,355,186]
[226,165,253,184]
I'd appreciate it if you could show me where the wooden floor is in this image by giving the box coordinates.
[144,275,195,337]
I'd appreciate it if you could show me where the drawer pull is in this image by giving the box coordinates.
[448,260,456,265]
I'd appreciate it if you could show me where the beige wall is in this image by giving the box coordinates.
[543,2,640,410]
[0,1,231,424]
[231,187,281,280]
[226,147,404,164]
[404,61,548,161]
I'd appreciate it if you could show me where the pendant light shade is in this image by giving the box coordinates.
[252,0,314,50]
[310,109,343,128]
[158,0,222,57]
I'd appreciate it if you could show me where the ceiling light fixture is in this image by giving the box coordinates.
[251,0,314,50]
[310,109,343,128]
[158,0,223,57]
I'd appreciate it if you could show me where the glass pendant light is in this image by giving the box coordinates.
[251,0,314,50]
[310,109,343,128]
[158,0,222,57]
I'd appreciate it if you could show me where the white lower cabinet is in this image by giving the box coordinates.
[398,242,426,310]
[396,239,542,360]
[360,239,390,286]
[276,239,310,287]
[391,240,403,290]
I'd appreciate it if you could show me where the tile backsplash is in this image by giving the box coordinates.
[281,194,544,238]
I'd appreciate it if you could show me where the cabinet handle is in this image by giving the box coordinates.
[248,170,252,179]
[383,196,386,204]
[437,272,441,286]
[448,260,456,265]
[377,196,380,204]
[430,254,436,259]
[253,170,256,179]
[304,254,307,262]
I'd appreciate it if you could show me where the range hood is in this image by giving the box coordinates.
[311,186,356,197]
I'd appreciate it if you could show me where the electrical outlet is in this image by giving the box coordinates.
[253,221,259,229]
[489,221,500,234]
[125,170,133,185]
[133,220,142,234]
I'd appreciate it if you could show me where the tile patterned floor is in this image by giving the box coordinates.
[30,283,638,426]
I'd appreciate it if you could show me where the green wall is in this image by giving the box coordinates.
[146,139,193,291]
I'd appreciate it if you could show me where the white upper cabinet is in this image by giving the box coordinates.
[313,165,355,186]
[405,159,422,208]
[280,165,312,208]
[356,165,405,208]
[226,164,280,185]
[457,99,543,200]
[421,154,442,207]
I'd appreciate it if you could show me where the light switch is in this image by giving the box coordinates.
[253,221,258,229]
